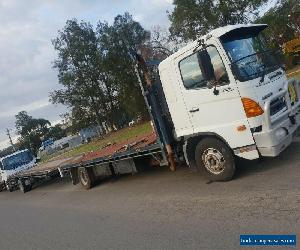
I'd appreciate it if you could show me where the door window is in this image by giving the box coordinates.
[179,53,206,89]
[207,46,229,84]
[179,46,229,90]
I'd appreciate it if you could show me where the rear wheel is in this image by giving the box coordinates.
[0,182,4,192]
[78,167,95,190]
[195,137,235,181]
[6,182,14,192]
[18,179,32,193]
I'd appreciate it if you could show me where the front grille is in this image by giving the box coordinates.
[270,96,287,116]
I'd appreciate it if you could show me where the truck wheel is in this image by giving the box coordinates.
[18,180,31,193]
[195,137,235,181]
[6,183,14,192]
[78,167,95,190]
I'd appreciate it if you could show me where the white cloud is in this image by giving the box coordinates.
[0,0,174,150]
[0,99,50,119]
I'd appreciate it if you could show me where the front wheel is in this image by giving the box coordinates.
[195,137,235,181]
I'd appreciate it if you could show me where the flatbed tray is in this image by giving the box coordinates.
[61,131,162,170]
[17,131,162,177]
[17,157,81,178]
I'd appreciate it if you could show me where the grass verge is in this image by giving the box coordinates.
[41,121,153,163]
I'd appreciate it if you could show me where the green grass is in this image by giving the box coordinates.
[41,121,153,163]
[286,65,300,74]
[290,71,300,80]
[287,67,300,80]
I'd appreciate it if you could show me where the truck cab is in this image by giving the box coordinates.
[0,149,36,191]
[158,24,300,181]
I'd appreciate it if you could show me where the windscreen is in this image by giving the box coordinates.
[221,27,280,82]
[1,151,34,170]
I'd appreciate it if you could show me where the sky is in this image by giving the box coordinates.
[0,0,278,150]
[0,0,174,150]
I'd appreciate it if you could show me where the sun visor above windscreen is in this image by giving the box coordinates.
[220,24,268,42]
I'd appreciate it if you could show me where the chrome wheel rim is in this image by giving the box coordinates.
[202,148,226,175]
[80,170,89,186]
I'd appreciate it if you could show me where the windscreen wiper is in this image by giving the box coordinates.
[260,65,267,83]
[232,49,272,64]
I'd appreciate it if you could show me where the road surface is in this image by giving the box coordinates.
[0,141,299,249]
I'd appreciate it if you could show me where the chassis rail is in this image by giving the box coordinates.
[59,142,164,175]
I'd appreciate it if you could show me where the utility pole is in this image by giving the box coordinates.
[6,128,16,151]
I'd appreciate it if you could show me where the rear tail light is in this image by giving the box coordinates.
[241,98,264,118]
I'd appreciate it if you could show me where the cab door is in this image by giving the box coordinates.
[175,43,254,149]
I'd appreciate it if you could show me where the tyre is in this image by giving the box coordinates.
[0,182,4,192]
[195,137,235,181]
[6,182,14,192]
[78,167,95,190]
[18,180,31,193]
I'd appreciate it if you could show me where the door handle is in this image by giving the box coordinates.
[189,108,199,113]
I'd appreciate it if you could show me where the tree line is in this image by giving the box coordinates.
[50,13,175,135]
[0,111,66,157]
[1,0,299,156]
[51,0,299,136]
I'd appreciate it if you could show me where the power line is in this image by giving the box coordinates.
[6,128,16,152]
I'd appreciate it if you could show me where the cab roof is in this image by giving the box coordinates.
[208,23,267,38]
[0,149,30,161]
[159,24,268,69]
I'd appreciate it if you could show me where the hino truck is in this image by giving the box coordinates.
[59,23,300,185]
[4,23,300,193]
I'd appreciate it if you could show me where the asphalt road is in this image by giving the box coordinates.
[0,142,300,250]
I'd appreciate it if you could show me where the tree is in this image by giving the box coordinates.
[256,0,300,47]
[51,13,152,134]
[149,25,183,60]
[97,13,150,119]
[60,106,100,134]
[15,111,51,154]
[169,0,265,41]
[51,20,109,133]
[47,124,66,140]
[15,111,33,137]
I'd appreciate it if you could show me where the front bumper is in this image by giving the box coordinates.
[254,103,300,157]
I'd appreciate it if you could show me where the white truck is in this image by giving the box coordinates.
[60,23,299,185]
[4,23,300,193]
[156,23,300,181]
[0,149,36,192]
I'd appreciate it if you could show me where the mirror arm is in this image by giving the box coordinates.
[213,85,219,95]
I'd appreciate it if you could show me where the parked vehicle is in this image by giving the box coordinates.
[59,23,300,184]
[5,24,300,193]
[0,149,36,192]
[156,23,300,180]
[40,138,54,151]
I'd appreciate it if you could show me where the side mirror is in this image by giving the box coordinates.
[198,50,215,81]
[213,87,219,96]
[207,80,220,95]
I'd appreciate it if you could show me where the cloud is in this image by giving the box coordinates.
[0,0,173,150]
[0,99,49,119]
